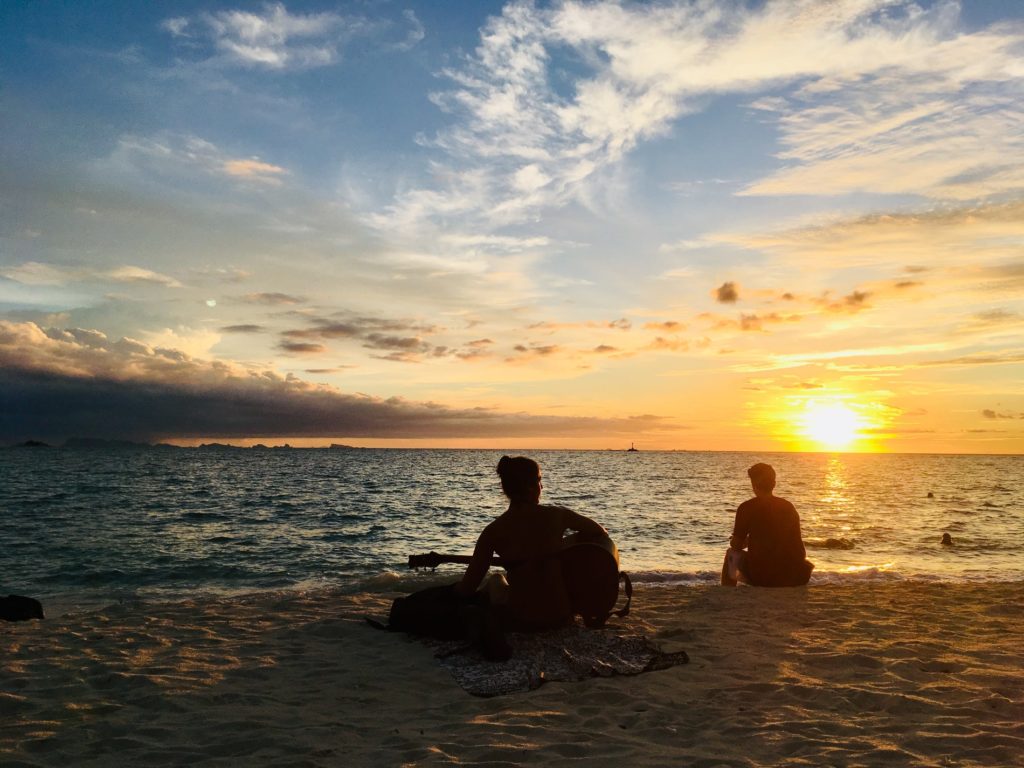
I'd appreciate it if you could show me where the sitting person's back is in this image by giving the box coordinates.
[722,463,813,588]
[458,456,607,629]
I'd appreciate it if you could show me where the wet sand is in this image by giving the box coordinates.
[2,582,1022,766]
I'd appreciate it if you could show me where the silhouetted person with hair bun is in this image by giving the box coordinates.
[722,463,814,587]
[456,455,608,638]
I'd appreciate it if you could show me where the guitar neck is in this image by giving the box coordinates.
[407,552,513,569]
[429,554,506,567]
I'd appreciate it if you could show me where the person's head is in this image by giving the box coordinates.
[496,455,541,504]
[941,532,953,546]
[747,462,776,495]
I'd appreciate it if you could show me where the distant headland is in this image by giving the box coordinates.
[4,438,362,450]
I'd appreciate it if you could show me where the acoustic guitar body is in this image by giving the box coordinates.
[407,533,630,627]
[557,534,622,623]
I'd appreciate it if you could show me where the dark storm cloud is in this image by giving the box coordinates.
[0,321,674,443]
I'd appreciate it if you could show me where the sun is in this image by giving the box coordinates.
[799,402,865,450]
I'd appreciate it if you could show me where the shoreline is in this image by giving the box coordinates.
[3,582,1022,766]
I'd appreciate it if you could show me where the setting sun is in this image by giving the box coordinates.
[799,403,865,451]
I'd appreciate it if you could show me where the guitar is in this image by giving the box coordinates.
[408,533,632,627]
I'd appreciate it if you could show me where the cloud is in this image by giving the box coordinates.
[396,9,425,51]
[361,333,431,355]
[277,313,444,362]
[698,311,802,333]
[726,201,1024,271]
[920,351,1024,368]
[162,17,190,37]
[0,321,675,442]
[1,261,182,289]
[164,3,359,70]
[644,321,685,332]
[982,409,1019,419]
[277,340,326,355]
[105,266,184,287]
[743,73,1024,201]
[243,292,306,305]
[647,337,689,352]
[508,343,562,362]
[379,0,1024,237]
[716,282,739,304]
[972,308,1021,326]
[103,133,296,190]
[822,290,871,313]
[221,159,288,185]
[220,324,265,334]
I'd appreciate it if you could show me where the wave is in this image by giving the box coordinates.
[342,566,1024,594]
[805,537,857,550]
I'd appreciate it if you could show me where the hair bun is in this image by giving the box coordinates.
[496,455,512,475]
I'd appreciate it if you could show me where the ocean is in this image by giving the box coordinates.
[3,448,1022,615]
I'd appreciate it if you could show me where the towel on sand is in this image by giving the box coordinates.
[425,622,688,697]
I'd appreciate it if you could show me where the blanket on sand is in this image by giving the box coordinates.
[425,623,689,697]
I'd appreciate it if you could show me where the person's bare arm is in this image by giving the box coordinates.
[455,528,496,596]
[561,508,608,541]
[729,505,749,550]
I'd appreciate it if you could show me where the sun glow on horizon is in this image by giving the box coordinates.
[798,401,869,451]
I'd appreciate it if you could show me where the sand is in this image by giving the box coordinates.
[2,582,1022,767]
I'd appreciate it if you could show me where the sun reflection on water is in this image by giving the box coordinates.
[842,562,895,574]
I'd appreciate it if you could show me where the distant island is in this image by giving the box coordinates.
[4,438,364,450]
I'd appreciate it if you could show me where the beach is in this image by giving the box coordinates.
[3,582,1021,767]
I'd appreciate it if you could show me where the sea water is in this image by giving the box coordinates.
[3,448,1022,613]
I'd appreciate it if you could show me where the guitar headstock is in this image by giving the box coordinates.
[408,552,443,569]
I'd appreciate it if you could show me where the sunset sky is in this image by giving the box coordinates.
[2,0,1022,452]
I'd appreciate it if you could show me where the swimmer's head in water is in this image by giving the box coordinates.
[941,533,953,546]
[747,462,776,494]
[497,455,541,504]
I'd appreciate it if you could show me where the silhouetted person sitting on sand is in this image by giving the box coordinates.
[456,456,608,651]
[721,463,814,587]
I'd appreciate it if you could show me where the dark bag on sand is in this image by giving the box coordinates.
[1,594,44,622]
[375,583,469,640]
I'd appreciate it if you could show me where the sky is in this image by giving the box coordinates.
[1,0,1023,452]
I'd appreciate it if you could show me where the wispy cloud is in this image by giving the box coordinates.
[220,324,266,334]
[723,201,1024,272]
[379,0,1024,236]
[242,292,306,305]
[163,3,361,70]
[2,261,182,288]
[221,158,288,185]
[99,133,292,189]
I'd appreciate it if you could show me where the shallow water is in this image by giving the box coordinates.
[3,448,1022,610]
